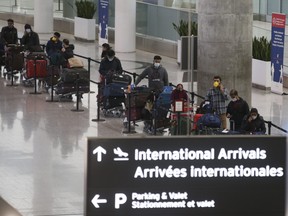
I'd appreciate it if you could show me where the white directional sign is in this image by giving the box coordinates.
[92,146,106,162]
[86,137,286,216]
[91,194,107,208]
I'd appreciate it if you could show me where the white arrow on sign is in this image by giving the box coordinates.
[91,194,107,208]
[93,146,107,162]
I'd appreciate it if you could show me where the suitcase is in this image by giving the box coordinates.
[126,87,152,108]
[112,74,132,85]
[60,67,89,83]
[6,52,24,71]
[197,113,221,130]
[103,96,125,109]
[103,83,126,97]
[192,114,203,131]
[126,107,142,121]
[26,59,47,78]
[55,81,90,95]
[170,116,191,135]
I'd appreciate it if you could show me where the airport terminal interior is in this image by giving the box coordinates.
[0,1,288,216]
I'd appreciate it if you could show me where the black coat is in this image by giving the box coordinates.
[99,57,123,82]
[21,31,41,51]
[61,44,74,60]
[241,114,266,134]
[1,26,18,44]
[226,97,249,130]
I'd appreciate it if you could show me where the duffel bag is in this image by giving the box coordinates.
[61,67,89,83]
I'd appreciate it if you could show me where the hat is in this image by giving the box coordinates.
[24,24,31,29]
[250,108,258,114]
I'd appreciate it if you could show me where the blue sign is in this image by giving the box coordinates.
[271,13,286,93]
[98,0,109,43]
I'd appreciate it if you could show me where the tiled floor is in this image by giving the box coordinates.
[0,21,287,216]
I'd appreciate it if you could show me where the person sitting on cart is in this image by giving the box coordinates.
[21,24,41,52]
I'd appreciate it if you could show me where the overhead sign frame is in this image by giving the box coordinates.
[85,136,286,216]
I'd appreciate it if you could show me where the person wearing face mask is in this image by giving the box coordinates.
[241,108,266,134]
[21,24,41,52]
[226,89,249,131]
[171,83,188,104]
[135,55,169,94]
[0,19,18,45]
[97,49,123,103]
[46,32,63,65]
[99,49,123,83]
[205,75,229,129]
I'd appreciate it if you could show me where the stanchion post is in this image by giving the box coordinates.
[87,57,95,94]
[153,92,157,136]
[71,73,84,112]
[46,65,58,102]
[268,121,272,135]
[123,91,137,134]
[92,82,105,122]
[132,73,137,84]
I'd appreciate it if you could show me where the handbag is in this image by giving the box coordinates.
[68,57,84,68]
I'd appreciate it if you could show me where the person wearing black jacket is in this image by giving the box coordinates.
[61,39,74,60]
[241,108,266,134]
[0,19,18,45]
[99,49,123,83]
[21,24,41,52]
[226,89,249,131]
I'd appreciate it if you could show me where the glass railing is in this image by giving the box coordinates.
[0,0,63,17]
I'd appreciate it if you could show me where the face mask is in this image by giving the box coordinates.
[231,98,237,102]
[251,115,257,120]
[108,57,114,62]
[154,63,160,68]
[26,29,31,33]
[51,37,57,42]
[213,81,219,88]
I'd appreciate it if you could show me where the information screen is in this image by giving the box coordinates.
[86,136,286,216]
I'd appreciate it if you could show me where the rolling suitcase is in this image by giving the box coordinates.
[126,107,142,121]
[127,87,152,108]
[26,58,47,78]
[103,83,126,97]
[103,96,125,109]
[6,52,24,71]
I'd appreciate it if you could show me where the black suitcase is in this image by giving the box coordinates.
[60,68,89,83]
[112,74,132,85]
[55,81,90,95]
[126,87,152,108]
[103,96,125,109]
[6,52,24,71]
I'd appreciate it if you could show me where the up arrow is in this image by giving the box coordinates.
[93,146,107,162]
[91,194,107,208]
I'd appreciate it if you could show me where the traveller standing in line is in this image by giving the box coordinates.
[205,75,229,129]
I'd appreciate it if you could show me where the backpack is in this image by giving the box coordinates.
[197,100,213,114]
[197,113,221,130]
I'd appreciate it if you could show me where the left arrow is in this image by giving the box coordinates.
[91,194,107,208]
[93,146,107,162]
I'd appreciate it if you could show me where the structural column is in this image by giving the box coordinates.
[115,0,136,52]
[197,0,253,105]
[34,0,53,33]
